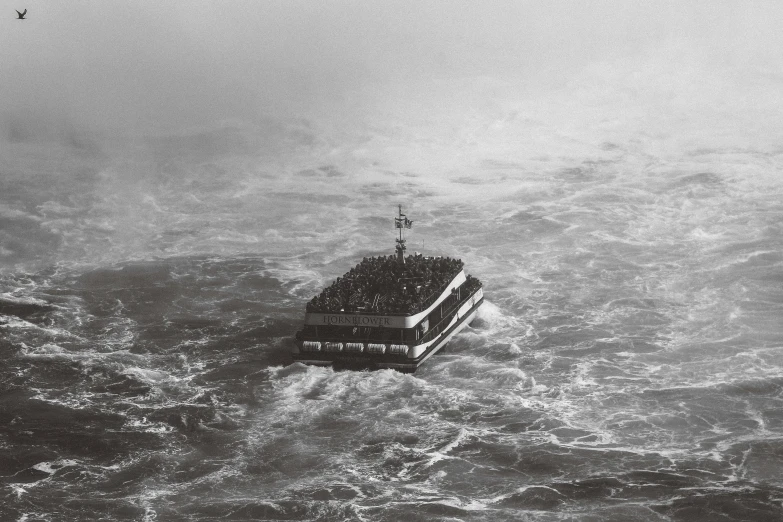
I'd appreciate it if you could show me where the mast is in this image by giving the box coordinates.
[394,204,413,264]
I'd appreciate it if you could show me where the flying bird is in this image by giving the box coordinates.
[16,9,27,19]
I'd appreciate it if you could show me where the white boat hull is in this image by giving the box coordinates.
[292,289,484,372]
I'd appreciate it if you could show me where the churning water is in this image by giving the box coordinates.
[2,92,783,521]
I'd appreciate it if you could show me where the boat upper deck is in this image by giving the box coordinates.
[306,254,477,316]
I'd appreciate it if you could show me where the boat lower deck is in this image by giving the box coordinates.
[292,293,484,372]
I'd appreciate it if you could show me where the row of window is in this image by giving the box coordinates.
[300,284,468,344]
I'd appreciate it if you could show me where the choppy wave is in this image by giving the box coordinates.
[2,114,783,521]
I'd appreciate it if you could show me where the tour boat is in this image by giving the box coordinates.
[292,206,484,372]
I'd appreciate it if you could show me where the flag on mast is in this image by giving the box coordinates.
[395,216,413,229]
[395,204,413,228]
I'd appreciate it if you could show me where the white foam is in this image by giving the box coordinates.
[0,293,50,306]
[124,367,174,383]
[421,428,469,468]
[19,342,70,358]
[32,459,80,475]
[10,485,27,499]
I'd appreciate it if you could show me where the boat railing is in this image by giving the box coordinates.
[297,285,479,346]
[308,278,452,317]
[417,291,469,344]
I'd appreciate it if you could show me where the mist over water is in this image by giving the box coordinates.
[3,2,783,521]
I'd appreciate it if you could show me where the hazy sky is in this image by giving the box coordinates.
[2,1,782,133]
[2,1,783,272]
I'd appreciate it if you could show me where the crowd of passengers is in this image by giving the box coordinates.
[306,254,468,314]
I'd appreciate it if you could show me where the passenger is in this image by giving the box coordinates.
[307,254,467,313]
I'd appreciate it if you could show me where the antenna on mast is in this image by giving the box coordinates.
[394,204,413,264]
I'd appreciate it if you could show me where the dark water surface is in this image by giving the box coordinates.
[2,119,783,521]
